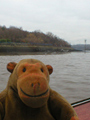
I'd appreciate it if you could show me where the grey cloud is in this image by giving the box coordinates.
[0,0,90,44]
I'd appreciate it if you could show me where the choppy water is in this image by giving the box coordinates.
[0,52,90,103]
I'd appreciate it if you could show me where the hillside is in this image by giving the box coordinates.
[0,25,71,47]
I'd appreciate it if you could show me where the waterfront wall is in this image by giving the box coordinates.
[0,46,73,54]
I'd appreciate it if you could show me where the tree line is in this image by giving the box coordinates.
[0,25,71,47]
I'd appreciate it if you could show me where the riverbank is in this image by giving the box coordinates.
[0,45,74,55]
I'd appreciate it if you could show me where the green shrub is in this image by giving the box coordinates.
[0,39,11,43]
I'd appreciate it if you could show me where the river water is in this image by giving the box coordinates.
[0,52,90,103]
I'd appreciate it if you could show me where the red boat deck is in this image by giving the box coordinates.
[72,98,90,120]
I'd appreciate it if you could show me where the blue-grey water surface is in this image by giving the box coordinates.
[0,52,90,103]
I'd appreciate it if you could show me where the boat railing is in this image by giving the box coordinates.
[71,98,90,107]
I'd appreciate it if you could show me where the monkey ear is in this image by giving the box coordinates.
[46,65,53,75]
[7,62,17,73]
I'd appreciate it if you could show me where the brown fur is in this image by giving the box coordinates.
[0,59,79,120]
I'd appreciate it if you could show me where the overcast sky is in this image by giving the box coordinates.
[0,0,90,45]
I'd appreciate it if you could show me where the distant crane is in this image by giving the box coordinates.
[84,39,87,52]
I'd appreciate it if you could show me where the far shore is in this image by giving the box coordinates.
[0,45,76,55]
